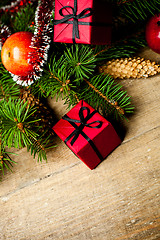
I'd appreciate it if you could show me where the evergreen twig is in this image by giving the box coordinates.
[12,3,35,33]
[0,98,40,149]
[117,0,160,22]
[0,132,17,174]
[64,45,97,80]
[81,74,134,120]
[0,62,20,98]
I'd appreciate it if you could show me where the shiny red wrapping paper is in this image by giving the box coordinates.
[53,0,112,45]
[52,100,121,170]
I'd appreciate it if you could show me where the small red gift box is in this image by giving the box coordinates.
[53,0,112,45]
[52,100,121,170]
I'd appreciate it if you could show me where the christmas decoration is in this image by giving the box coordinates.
[1,31,33,76]
[28,0,54,82]
[20,87,56,135]
[53,100,121,169]
[99,57,160,79]
[0,0,160,175]
[0,24,11,50]
[146,13,160,54]
[53,0,112,45]
[0,0,36,15]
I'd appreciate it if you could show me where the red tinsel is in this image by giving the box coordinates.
[0,24,11,50]
[28,0,54,81]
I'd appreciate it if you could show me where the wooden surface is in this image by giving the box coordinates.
[0,48,160,240]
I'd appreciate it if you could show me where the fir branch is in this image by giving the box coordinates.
[0,129,17,174]
[0,0,36,15]
[33,56,80,106]
[0,62,20,98]
[84,78,124,115]
[12,3,35,32]
[81,74,134,120]
[27,130,55,162]
[0,98,40,149]
[0,97,56,162]
[117,0,160,22]
[64,45,97,80]
[0,150,17,175]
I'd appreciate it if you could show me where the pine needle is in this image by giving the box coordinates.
[81,74,134,120]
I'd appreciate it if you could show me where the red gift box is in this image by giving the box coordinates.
[53,0,112,45]
[52,100,121,170]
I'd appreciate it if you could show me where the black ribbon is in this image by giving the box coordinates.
[62,106,104,161]
[54,0,92,43]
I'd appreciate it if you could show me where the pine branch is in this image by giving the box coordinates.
[0,97,56,162]
[64,45,97,80]
[12,3,35,33]
[0,133,17,175]
[0,98,40,149]
[27,130,56,162]
[117,0,160,22]
[0,150,17,175]
[0,62,20,98]
[80,74,134,120]
[33,55,80,106]
[33,47,134,120]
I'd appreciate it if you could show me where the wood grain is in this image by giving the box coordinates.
[0,49,160,240]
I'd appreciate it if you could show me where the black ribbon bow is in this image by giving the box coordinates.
[54,0,93,43]
[63,106,104,161]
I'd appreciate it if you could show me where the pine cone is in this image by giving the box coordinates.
[20,88,39,107]
[99,57,160,79]
[20,88,56,133]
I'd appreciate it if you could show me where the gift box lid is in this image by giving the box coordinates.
[52,100,110,153]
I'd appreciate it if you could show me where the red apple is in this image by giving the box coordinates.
[1,31,34,76]
[146,13,160,54]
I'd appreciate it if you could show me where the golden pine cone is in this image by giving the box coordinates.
[99,57,160,79]
[20,88,56,132]
[20,88,39,107]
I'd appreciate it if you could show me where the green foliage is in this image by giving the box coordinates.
[118,0,160,23]
[27,131,56,162]
[64,45,97,80]
[0,150,17,175]
[80,74,134,120]
[94,34,146,62]
[33,50,133,120]
[12,4,35,33]
[0,98,40,149]
[0,12,11,27]
[33,55,79,106]
[0,62,21,98]
[0,97,55,164]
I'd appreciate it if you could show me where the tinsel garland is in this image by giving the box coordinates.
[0,0,36,15]
[0,24,11,50]
[28,0,54,83]
[11,0,54,86]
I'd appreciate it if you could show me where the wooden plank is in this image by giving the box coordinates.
[0,127,159,240]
